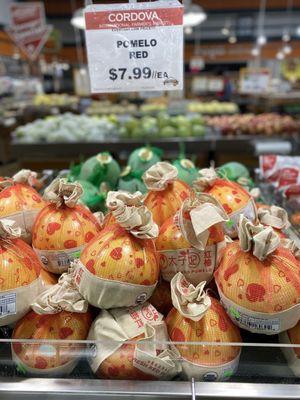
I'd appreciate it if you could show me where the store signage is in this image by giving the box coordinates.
[6,2,52,61]
[190,56,205,73]
[84,0,183,93]
[239,68,271,94]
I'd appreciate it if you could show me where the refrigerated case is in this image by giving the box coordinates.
[1,167,300,400]
[1,338,300,399]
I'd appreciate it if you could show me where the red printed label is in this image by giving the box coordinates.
[284,184,300,198]
[128,304,159,328]
[85,8,183,30]
[10,3,44,27]
[75,267,84,286]
[262,155,277,175]
[278,167,299,188]
[159,246,217,286]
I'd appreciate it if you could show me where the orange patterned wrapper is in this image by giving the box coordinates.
[74,190,160,309]
[156,215,225,286]
[80,224,158,285]
[0,183,45,242]
[165,272,241,381]
[32,204,101,274]
[202,178,257,238]
[143,162,191,228]
[76,224,159,308]
[166,298,241,367]
[88,303,181,380]
[0,235,42,327]
[144,180,191,228]
[215,241,300,334]
[206,179,251,215]
[12,310,92,375]
[156,194,228,286]
[97,333,154,380]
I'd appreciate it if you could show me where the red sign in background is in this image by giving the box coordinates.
[6,2,52,61]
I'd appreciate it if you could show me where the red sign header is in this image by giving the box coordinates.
[10,3,45,27]
[85,7,183,30]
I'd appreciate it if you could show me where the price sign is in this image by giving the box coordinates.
[239,68,271,94]
[84,1,183,93]
[6,2,52,61]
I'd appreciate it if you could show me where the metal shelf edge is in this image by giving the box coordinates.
[0,379,300,399]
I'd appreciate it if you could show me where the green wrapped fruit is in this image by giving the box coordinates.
[218,162,250,182]
[118,166,147,194]
[172,158,199,186]
[79,152,120,189]
[236,176,255,192]
[128,147,162,175]
[77,180,107,212]
[67,163,82,182]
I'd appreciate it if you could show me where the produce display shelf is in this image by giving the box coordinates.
[11,136,298,160]
[1,379,300,400]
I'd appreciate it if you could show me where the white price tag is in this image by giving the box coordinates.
[254,140,292,155]
[84,1,183,93]
[0,293,16,318]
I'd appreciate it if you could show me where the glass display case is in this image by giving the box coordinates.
[1,332,300,398]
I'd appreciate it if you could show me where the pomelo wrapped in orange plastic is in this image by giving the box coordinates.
[143,162,191,227]
[12,270,92,376]
[156,194,228,286]
[257,205,290,239]
[32,179,101,274]
[88,302,181,380]
[194,168,257,238]
[0,170,45,242]
[215,216,300,334]
[280,320,300,376]
[0,219,42,327]
[166,273,241,381]
[74,191,159,309]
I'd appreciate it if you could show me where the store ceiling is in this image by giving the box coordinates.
[1,0,300,63]
[37,0,300,45]
[20,0,300,15]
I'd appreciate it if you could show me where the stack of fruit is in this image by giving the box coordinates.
[119,113,206,139]
[14,113,118,143]
[0,153,299,382]
[86,100,137,116]
[32,94,78,108]
[187,101,239,114]
[206,113,300,136]
[14,112,206,143]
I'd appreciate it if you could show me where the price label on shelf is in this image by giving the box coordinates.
[84,0,183,93]
[239,68,271,94]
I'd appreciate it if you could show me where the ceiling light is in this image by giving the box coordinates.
[276,51,285,60]
[228,35,237,44]
[282,33,291,42]
[183,5,207,27]
[251,47,260,56]
[71,8,85,30]
[221,27,230,36]
[283,45,292,54]
[185,26,193,35]
[257,35,267,46]
[183,12,207,27]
